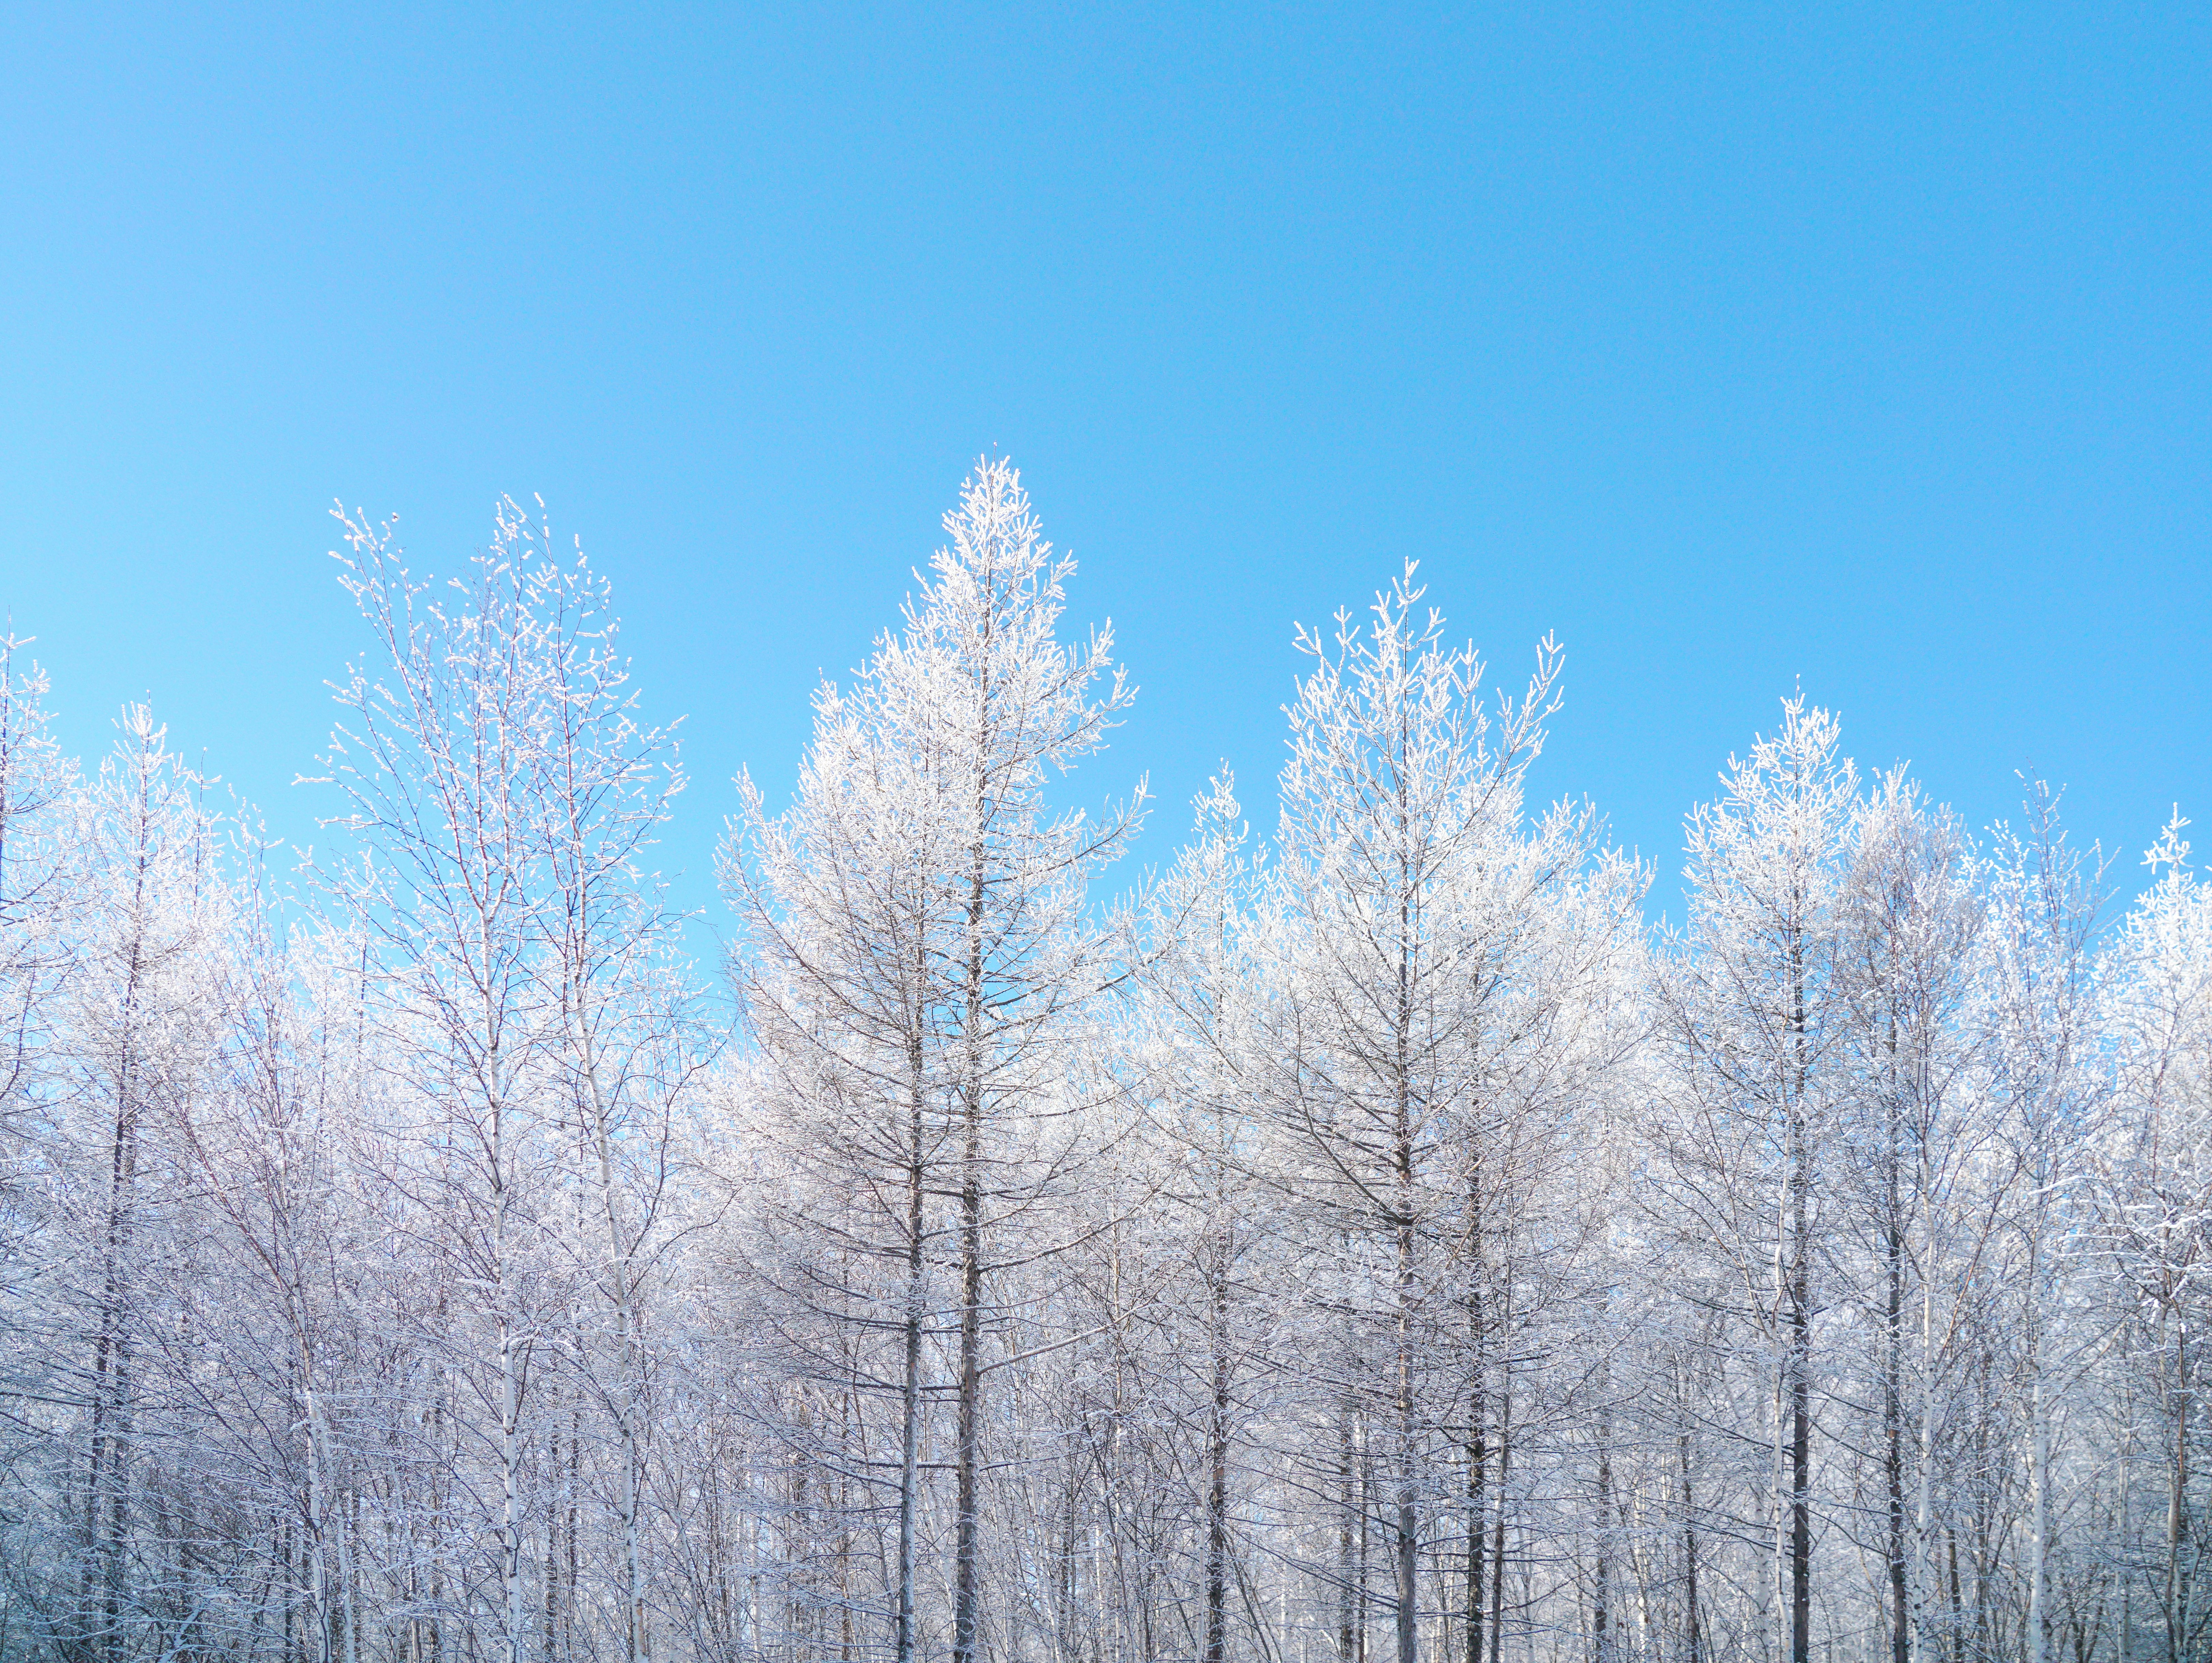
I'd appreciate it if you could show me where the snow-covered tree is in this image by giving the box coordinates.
[1654,695,1857,1663]
[0,458,2201,1663]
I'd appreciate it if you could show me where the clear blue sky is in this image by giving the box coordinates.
[3,3,2206,932]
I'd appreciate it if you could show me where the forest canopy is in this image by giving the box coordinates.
[0,460,2203,1663]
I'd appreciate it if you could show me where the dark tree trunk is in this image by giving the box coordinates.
[1340,1398,1359,1663]
[952,857,987,1663]
[1207,1237,1231,1663]
[1680,1433,1701,1663]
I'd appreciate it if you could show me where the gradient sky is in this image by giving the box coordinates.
[3,3,2206,937]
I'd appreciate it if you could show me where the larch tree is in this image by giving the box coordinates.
[880,461,1142,1663]
[1133,773,1287,1663]
[54,708,231,1663]
[730,458,1140,1663]
[1982,778,2107,1663]
[725,590,969,1663]
[1272,561,1597,1663]
[1656,694,1856,1663]
[319,504,565,1663]
[2096,811,2211,1663]
[1837,771,1985,1663]
[519,499,702,1663]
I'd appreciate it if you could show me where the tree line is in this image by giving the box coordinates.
[0,461,2203,1663]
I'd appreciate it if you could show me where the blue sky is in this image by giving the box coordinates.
[3,3,2205,933]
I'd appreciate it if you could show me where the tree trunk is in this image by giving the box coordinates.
[578,1041,649,1663]
[1885,1052,1907,1663]
[1391,784,1418,1663]
[1395,1174,1419,1663]
[952,855,987,1663]
[1593,1415,1613,1663]
[1914,1144,1938,1663]
[1787,940,1812,1663]
[305,1384,332,1663]
[2167,1321,2187,1663]
[1464,1258,1486,1663]
[1679,1432,1700,1663]
[87,942,145,1663]
[1487,1363,1511,1663]
[496,1072,527,1663]
[2028,1235,2048,1663]
[1340,1395,1358,1663]
[1207,1233,1231,1663]
[897,1043,928,1663]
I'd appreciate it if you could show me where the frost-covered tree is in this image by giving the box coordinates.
[725,578,971,1663]
[2097,812,2212,1663]
[42,710,231,1663]
[0,637,72,1120]
[1270,563,1631,1663]
[728,459,1140,1663]
[316,499,704,1663]
[1655,695,1856,1663]
[1130,774,1288,1663]
[1982,778,2108,1663]
[1836,772,1985,1663]
[522,504,704,1663]
[0,457,2205,1663]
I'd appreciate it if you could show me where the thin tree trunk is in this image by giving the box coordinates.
[1885,1039,1908,1663]
[1593,1409,1613,1663]
[1394,1153,1419,1663]
[952,851,987,1663]
[1340,1395,1358,1663]
[1464,1258,1486,1663]
[1358,1434,1372,1663]
[496,1070,527,1663]
[1391,757,1418,1663]
[567,1392,581,1663]
[2028,1229,2049,1663]
[501,1307,525,1663]
[1914,1144,1938,1663]
[1679,1432,1700,1663]
[1487,1366,1510,1663]
[576,1037,648,1663]
[2167,1322,2187,1663]
[1208,1231,1231,1663]
[1787,937,1812,1663]
[1946,1527,1963,1663]
[87,937,145,1663]
[896,1040,928,1663]
[543,1401,561,1663]
[2120,1367,2134,1663]
[305,1384,332,1663]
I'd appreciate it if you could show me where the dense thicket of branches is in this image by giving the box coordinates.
[0,462,2203,1663]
